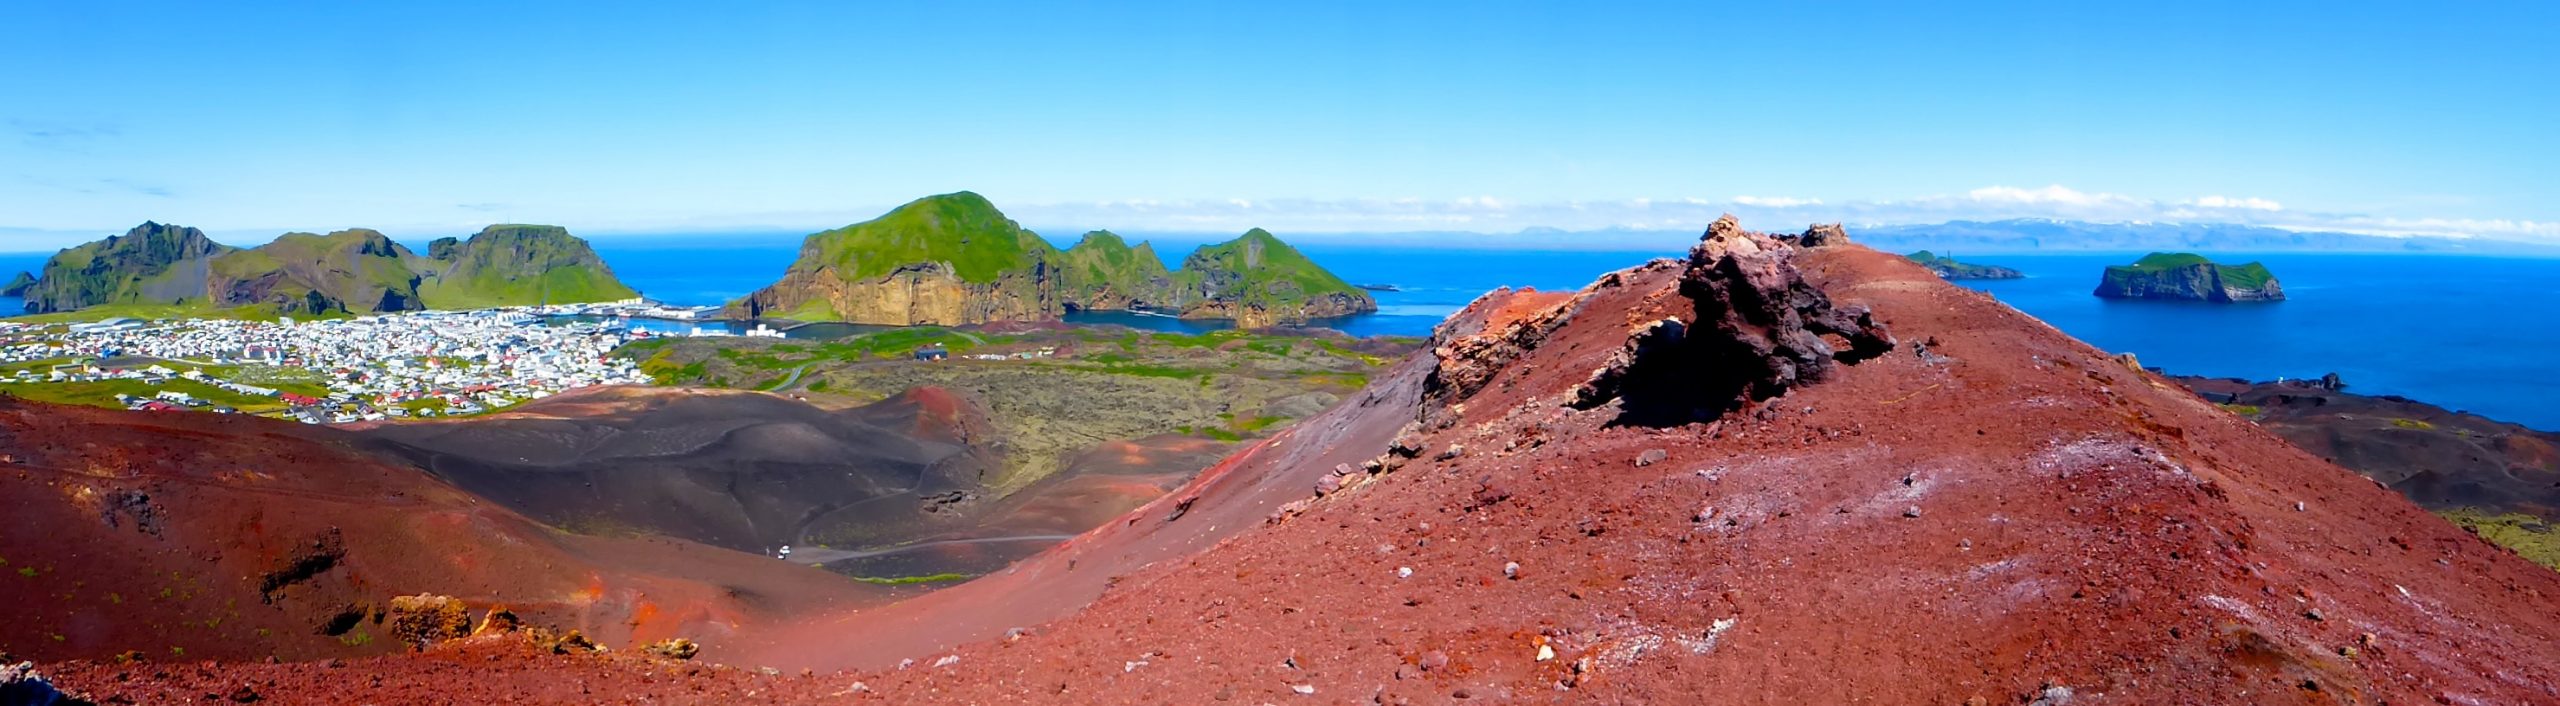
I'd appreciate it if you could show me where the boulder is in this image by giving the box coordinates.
[1792,223,1851,247]
[385,594,471,648]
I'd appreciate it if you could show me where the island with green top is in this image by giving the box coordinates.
[2093,252,2284,303]
[730,191,1376,328]
[1903,251,2023,280]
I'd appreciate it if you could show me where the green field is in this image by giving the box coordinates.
[622,325,1419,491]
[1,377,288,413]
[0,356,87,377]
[6,302,306,325]
[850,572,974,586]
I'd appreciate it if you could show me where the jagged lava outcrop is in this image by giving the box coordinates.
[731,192,1374,327]
[19,221,635,315]
[2095,252,2284,302]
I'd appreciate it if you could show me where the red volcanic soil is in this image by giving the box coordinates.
[0,399,889,664]
[739,229,2560,703]
[27,634,873,705]
[29,223,2560,704]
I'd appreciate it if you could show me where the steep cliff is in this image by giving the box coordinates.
[2094,252,2283,302]
[20,221,636,316]
[732,192,1066,324]
[732,192,1376,326]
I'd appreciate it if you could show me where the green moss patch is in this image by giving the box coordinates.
[2439,509,2560,571]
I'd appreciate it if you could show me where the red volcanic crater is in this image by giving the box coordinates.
[0,399,889,664]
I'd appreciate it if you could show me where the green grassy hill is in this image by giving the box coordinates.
[1175,229,1369,312]
[410,224,637,309]
[1057,230,1176,304]
[803,192,1062,284]
[211,229,425,315]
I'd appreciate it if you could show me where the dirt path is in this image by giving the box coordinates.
[768,361,815,390]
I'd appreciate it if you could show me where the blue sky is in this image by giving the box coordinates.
[3,1,2554,249]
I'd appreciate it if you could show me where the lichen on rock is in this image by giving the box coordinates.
[385,594,471,649]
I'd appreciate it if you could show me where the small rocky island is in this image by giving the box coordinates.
[2094,252,2283,302]
[0,271,33,297]
[1903,251,2022,280]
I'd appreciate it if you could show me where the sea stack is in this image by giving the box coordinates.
[2094,252,2283,302]
[0,271,35,297]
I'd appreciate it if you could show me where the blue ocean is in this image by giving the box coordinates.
[5,244,2555,430]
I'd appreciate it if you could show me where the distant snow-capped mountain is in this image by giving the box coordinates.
[1851,219,2556,254]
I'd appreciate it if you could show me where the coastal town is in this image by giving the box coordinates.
[0,308,661,423]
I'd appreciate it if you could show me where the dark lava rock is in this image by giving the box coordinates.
[1785,223,1851,248]
[1573,215,1893,425]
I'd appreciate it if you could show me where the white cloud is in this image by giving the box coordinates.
[1732,195,1822,208]
[1964,185,2136,208]
[2187,195,2285,211]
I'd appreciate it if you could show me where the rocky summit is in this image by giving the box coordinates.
[2094,252,2284,302]
[731,192,1375,328]
[18,222,636,316]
